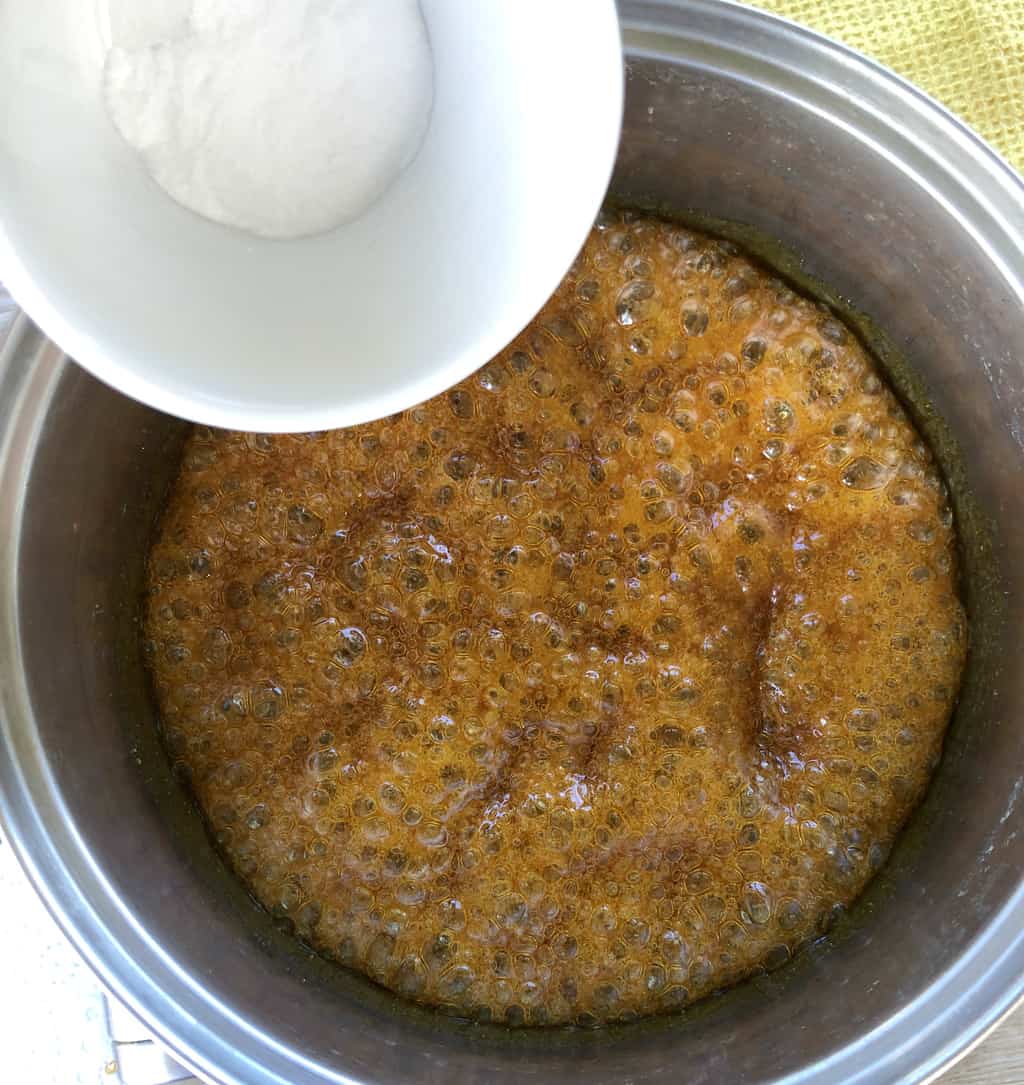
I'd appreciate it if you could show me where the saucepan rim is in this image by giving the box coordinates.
[2,2,1024,1083]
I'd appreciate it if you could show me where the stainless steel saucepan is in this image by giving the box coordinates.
[2,2,1024,1082]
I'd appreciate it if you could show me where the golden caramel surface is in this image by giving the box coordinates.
[146,213,966,1026]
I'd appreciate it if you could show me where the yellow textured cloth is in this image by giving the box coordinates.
[747,0,1024,172]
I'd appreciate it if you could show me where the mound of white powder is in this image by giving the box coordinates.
[103,0,434,240]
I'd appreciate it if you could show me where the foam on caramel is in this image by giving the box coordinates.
[146,213,966,1026]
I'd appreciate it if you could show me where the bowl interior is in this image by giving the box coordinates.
[0,0,622,432]
[4,4,1024,1085]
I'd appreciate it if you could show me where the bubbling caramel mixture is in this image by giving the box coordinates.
[146,213,966,1026]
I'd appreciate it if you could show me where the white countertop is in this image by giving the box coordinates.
[0,835,116,1083]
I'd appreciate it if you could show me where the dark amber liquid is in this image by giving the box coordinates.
[145,214,966,1026]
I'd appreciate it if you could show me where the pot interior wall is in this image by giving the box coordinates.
[10,19,1024,1085]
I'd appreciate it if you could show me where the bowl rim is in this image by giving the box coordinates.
[0,0,625,434]
[2,2,1024,1083]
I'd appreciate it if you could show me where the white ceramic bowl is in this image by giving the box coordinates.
[0,1,623,432]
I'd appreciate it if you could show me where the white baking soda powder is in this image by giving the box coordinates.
[102,0,434,240]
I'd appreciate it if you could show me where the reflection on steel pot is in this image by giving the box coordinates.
[1,2,1024,1083]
